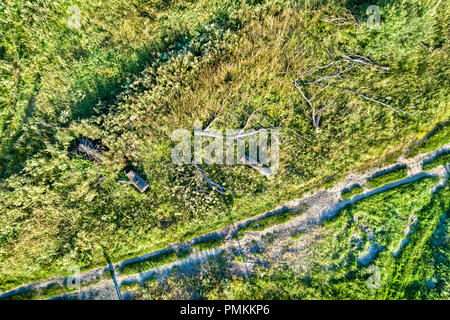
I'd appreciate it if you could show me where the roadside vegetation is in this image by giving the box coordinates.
[1,289,39,300]
[120,281,141,293]
[0,0,449,294]
[407,123,449,157]
[39,284,65,299]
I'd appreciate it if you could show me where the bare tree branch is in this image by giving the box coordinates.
[300,59,347,78]
[335,86,417,116]
[342,54,390,71]
[311,83,331,101]
[286,71,321,128]
[193,163,227,195]
[195,128,275,140]
[238,109,258,135]
[320,17,356,26]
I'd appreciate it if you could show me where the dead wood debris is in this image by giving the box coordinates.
[124,169,149,192]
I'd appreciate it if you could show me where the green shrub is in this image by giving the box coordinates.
[290,231,304,240]
[102,269,112,280]
[408,124,449,157]
[423,151,450,171]
[120,281,141,292]
[234,207,306,239]
[176,247,192,259]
